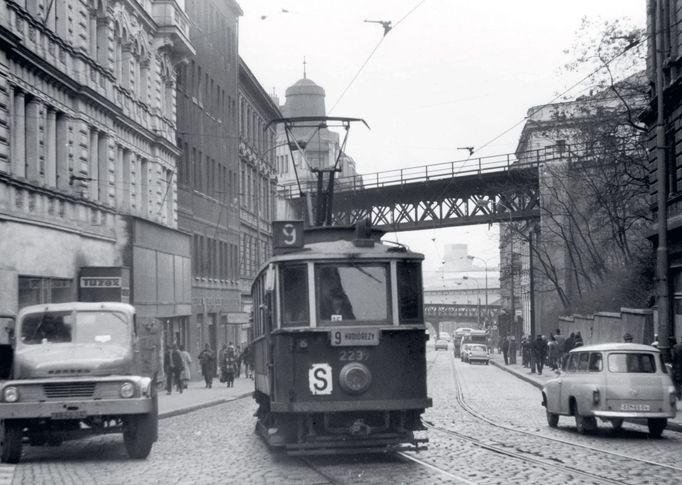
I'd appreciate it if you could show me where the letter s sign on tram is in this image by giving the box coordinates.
[272,221,304,249]
[309,363,333,395]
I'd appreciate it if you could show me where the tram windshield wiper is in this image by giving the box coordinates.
[350,263,382,284]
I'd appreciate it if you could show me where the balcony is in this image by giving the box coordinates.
[151,1,195,58]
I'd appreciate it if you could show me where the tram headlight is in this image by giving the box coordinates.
[339,363,372,395]
[3,386,19,403]
[119,382,135,399]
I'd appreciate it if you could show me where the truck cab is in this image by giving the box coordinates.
[0,302,158,463]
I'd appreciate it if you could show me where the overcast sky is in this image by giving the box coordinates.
[238,0,646,273]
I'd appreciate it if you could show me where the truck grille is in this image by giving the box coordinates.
[43,382,96,399]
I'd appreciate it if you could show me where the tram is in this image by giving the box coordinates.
[250,220,432,454]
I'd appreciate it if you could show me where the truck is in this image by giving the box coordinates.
[0,302,159,463]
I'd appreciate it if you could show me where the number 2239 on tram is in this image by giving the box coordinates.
[250,220,432,455]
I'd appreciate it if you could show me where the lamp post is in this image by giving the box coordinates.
[462,276,481,325]
[467,255,489,327]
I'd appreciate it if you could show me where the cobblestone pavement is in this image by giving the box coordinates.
[405,348,682,485]
[8,374,457,484]
[9,349,682,484]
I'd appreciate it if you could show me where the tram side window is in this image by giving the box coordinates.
[398,261,423,322]
[281,265,308,326]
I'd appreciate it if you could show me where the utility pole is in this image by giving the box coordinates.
[655,0,671,359]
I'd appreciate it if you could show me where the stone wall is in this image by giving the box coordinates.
[557,308,654,345]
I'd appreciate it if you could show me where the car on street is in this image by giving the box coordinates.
[541,343,677,437]
[467,344,489,365]
[439,332,451,342]
[435,339,449,351]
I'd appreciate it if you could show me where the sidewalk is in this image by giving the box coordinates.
[157,376,253,419]
[489,351,682,432]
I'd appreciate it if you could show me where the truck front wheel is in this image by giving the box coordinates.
[0,420,23,463]
[123,414,156,459]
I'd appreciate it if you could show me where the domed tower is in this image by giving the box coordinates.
[283,77,326,118]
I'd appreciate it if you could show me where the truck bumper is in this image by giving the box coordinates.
[0,398,154,419]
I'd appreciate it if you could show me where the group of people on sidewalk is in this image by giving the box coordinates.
[498,329,583,376]
[163,341,254,394]
[197,342,253,389]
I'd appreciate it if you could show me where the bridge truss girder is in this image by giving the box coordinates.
[424,303,501,324]
[299,167,540,231]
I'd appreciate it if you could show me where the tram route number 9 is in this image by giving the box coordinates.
[272,221,304,249]
[309,363,333,395]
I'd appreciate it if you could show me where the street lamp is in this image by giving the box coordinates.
[466,255,489,323]
[462,276,481,325]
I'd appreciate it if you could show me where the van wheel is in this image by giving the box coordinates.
[647,418,667,438]
[610,418,624,431]
[574,408,596,435]
[123,414,156,459]
[0,420,23,463]
[546,410,559,428]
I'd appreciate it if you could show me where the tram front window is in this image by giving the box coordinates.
[316,263,390,324]
[281,264,309,326]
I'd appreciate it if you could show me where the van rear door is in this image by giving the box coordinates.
[605,352,664,412]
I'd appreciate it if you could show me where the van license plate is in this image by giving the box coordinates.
[620,403,650,411]
[51,410,87,420]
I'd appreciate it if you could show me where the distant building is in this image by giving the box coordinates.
[643,0,682,344]
[238,58,280,340]
[176,0,241,354]
[0,1,194,331]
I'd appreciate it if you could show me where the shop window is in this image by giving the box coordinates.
[18,276,73,308]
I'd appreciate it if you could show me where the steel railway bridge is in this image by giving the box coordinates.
[281,146,564,334]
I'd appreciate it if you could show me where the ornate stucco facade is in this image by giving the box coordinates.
[0,1,193,327]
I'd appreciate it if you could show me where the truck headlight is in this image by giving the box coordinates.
[3,386,19,403]
[119,382,135,399]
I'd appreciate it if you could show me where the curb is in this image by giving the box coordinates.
[490,359,682,434]
[159,392,252,420]
[490,359,543,390]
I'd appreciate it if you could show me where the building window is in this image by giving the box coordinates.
[18,276,74,308]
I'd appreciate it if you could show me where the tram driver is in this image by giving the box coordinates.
[321,289,355,321]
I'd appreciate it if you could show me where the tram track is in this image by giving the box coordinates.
[417,351,682,484]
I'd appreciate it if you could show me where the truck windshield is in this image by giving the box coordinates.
[316,263,390,324]
[21,311,129,345]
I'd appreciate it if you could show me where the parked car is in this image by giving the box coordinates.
[542,343,677,437]
[467,344,489,365]
[439,332,451,342]
[435,339,449,351]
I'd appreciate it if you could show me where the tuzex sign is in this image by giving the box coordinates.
[79,267,130,303]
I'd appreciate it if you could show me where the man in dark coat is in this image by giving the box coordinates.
[532,334,548,375]
[198,344,216,388]
[508,336,517,364]
[671,336,682,400]
[501,337,510,365]
[170,343,184,393]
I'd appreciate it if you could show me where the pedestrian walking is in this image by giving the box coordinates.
[179,344,192,389]
[241,344,251,378]
[198,344,216,388]
[554,329,566,363]
[547,335,560,370]
[235,345,242,378]
[623,333,633,343]
[521,336,530,367]
[224,356,236,388]
[218,343,228,383]
[501,336,510,365]
[171,344,184,393]
[573,331,584,348]
[163,347,174,395]
[509,336,517,364]
[671,336,682,400]
[532,334,548,375]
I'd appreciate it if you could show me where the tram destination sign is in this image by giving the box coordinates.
[330,327,380,347]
